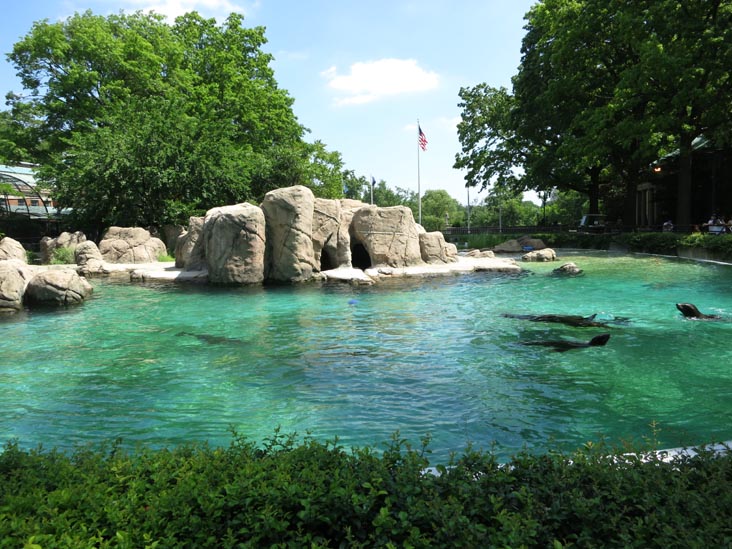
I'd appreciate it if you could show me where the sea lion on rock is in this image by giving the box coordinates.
[502,312,609,328]
[523,333,611,353]
[676,303,721,320]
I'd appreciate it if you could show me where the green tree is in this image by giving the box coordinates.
[623,0,732,225]
[419,189,464,231]
[302,141,346,199]
[543,189,588,227]
[342,170,369,200]
[0,98,41,164]
[362,180,414,208]
[511,0,659,220]
[5,10,343,231]
[454,85,524,195]
[456,0,732,227]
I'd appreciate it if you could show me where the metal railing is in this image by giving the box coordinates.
[442,225,570,236]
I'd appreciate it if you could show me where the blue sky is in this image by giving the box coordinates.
[0,0,536,205]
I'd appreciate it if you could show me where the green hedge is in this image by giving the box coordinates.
[2,434,732,547]
[461,232,614,251]
[461,231,732,258]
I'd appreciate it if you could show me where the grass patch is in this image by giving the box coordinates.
[50,246,75,265]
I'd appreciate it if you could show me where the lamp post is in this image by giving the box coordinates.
[466,185,471,234]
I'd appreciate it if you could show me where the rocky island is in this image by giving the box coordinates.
[0,185,527,313]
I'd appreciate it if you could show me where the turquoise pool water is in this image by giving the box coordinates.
[2,251,732,462]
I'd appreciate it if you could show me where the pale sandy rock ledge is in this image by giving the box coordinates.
[113,256,522,284]
[360,255,521,282]
[77,255,521,285]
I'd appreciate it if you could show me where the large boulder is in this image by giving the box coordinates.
[40,231,86,264]
[419,231,458,264]
[350,206,423,268]
[465,249,495,258]
[312,198,342,271]
[74,241,106,276]
[25,270,93,306]
[312,198,369,271]
[261,185,317,283]
[518,236,547,250]
[204,203,266,284]
[175,216,205,270]
[553,261,583,275]
[522,248,557,262]
[0,236,27,263]
[0,260,34,312]
[494,235,547,253]
[161,224,185,254]
[493,238,523,253]
[99,227,167,263]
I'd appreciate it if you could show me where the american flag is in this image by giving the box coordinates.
[418,125,428,151]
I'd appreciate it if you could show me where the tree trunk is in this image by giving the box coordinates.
[587,166,601,214]
[676,132,693,227]
[623,178,638,229]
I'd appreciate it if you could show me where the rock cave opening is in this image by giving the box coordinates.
[320,248,336,271]
[351,243,372,270]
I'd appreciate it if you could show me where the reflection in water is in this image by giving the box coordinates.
[2,252,732,462]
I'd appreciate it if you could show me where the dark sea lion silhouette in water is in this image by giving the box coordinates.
[523,333,611,353]
[502,313,611,328]
[176,331,249,345]
[675,303,721,320]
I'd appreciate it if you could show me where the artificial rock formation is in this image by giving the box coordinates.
[40,231,86,264]
[74,241,106,276]
[419,232,459,264]
[0,236,27,263]
[0,260,32,312]
[99,227,167,263]
[553,262,583,275]
[171,186,460,285]
[175,216,205,271]
[261,185,318,283]
[522,248,557,262]
[350,205,424,268]
[25,270,93,306]
[204,203,266,284]
[494,235,547,254]
[465,249,496,258]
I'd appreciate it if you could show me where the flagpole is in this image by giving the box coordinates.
[417,120,422,225]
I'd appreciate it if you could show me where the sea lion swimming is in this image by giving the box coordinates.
[176,331,249,345]
[502,313,610,328]
[523,333,611,353]
[675,303,721,320]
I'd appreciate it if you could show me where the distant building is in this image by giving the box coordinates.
[0,163,69,219]
[638,138,732,230]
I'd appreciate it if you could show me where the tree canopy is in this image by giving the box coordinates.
[1,10,346,231]
[455,0,732,226]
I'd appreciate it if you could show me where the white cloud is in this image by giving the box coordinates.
[441,116,462,131]
[112,0,253,21]
[322,58,439,106]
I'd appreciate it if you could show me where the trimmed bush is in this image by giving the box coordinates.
[678,233,732,259]
[1,434,732,547]
[461,231,732,258]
